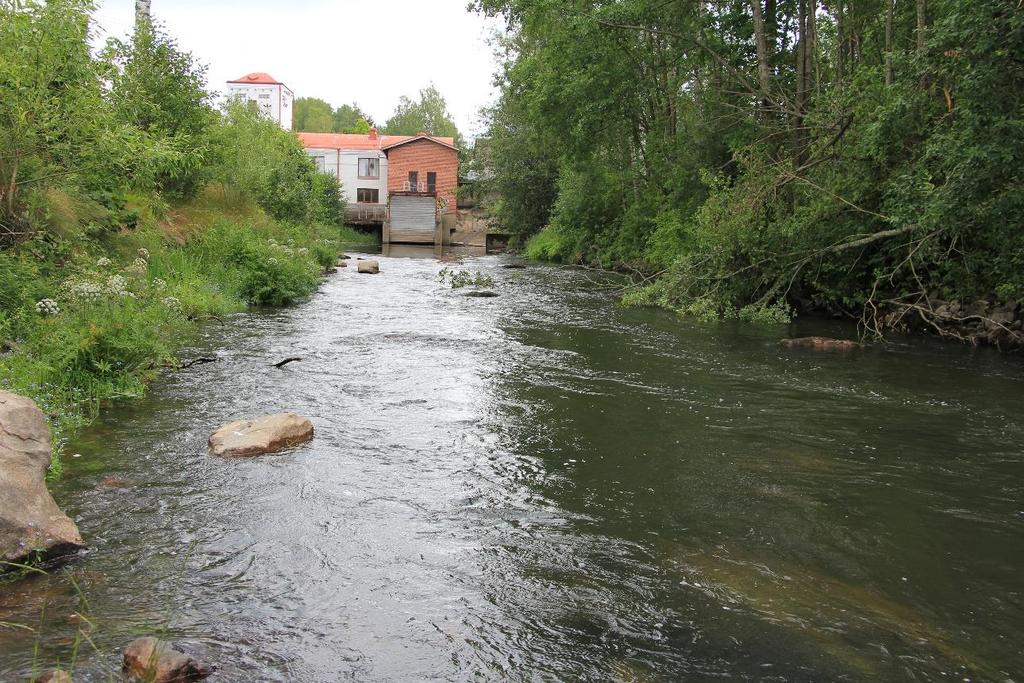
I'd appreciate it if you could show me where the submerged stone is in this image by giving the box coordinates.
[122,637,212,683]
[465,290,499,298]
[780,336,862,351]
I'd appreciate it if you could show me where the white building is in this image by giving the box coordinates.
[226,72,293,131]
[297,130,391,207]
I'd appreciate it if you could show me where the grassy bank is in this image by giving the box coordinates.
[0,186,375,473]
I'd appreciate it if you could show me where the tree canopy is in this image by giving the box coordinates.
[475,0,1024,338]
[293,98,375,134]
[383,85,463,146]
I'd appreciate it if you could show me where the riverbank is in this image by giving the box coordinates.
[519,237,1024,351]
[0,185,375,473]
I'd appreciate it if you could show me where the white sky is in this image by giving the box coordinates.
[91,0,503,139]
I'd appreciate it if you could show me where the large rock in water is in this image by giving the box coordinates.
[122,637,212,683]
[208,413,314,457]
[0,391,83,564]
[357,260,379,274]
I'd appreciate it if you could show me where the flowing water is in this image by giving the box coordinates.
[1,248,1022,681]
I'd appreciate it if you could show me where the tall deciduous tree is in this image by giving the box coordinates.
[383,85,463,146]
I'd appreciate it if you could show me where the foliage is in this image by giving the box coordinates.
[294,98,376,133]
[0,194,375,468]
[293,96,334,132]
[383,85,464,146]
[0,0,114,237]
[208,102,346,225]
[103,20,217,199]
[437,266,494,289]
[0,1,377,469]
[476,0,1024,334]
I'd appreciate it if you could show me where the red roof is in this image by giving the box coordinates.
[228,72,284,86]
[297,132,457,151]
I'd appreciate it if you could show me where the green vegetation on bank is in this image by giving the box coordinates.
[0,1,374,469]
[475,0,1024,334]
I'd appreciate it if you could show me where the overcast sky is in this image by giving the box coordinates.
[91,0,503,138]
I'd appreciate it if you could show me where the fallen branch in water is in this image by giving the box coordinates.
[273,357,302,368]
[179,357,217,369]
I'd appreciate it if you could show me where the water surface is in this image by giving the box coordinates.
[1,250,1022,681]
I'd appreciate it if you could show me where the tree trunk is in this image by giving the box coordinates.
[835,0,845,81]
[135,0,151,29]
[750,0,772,108]
[794,0,809,162]
[916,0,926,55]
[808,0,818,95]
[885,0,895,85]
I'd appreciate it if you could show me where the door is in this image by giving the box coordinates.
[388,194,436,243]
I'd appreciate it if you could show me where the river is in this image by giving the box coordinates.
[1,248,1022,681]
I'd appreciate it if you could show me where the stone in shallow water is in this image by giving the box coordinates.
[780,336,862,351]
[0,390,83,565]
[208,413,314,457]
[122,637,212,683]
[357,260,380,274]
[36,669,73,683]
[464,290,499,298]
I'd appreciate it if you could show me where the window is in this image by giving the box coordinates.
[408,171,418,190]
[258,93,271,100]
[427,172,437,193]
[358,158,379,178]
[313,156,326,173]
[357,188,379,203]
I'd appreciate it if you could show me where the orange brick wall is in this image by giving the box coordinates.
[385,139,459,214]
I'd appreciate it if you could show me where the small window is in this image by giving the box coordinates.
[358,158,379,178]
[408,171,418,190]
[258,93,271,100]
[427,172,437,193]
[357,188,379,203]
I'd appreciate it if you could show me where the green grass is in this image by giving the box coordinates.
[0,188,376,475]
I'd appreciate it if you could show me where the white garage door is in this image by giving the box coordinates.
[389,195,436,243]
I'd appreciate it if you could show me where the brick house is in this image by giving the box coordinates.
[381,135,459,215]
[297,129,458,218]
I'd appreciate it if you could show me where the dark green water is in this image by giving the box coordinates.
[1,250,1022,681]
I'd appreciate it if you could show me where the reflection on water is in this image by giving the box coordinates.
[1,253,1022,681]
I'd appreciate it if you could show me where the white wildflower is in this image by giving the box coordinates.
[126,257,148,274]
[106,274,130,298]
[160,296,181,311]
[137,247,150,261]
[96,257,112,268]
[152,278,167,292]
[36,299,60,316]
[62,278,103,303]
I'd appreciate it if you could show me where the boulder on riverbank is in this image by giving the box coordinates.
[357,260,380,274]
[208,412,313,457]
[0,391,83,566]
[123,637,212,683]
[335,259,348,268]
[781,336,863,351]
